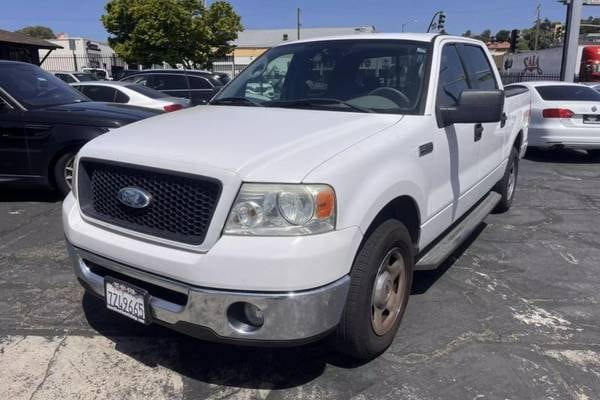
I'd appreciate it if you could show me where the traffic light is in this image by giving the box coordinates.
[510,29,521,53]
[438,12,446,31]
[554,24,564,42]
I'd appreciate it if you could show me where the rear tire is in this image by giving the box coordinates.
[333,219,414,360]
[493,147,519,213]
[53,152,76,197]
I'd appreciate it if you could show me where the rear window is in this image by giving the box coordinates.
[536,85,600,101]
[126,83,169,99]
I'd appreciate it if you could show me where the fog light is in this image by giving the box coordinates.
[227,302,265,333]
[243,302,264,327]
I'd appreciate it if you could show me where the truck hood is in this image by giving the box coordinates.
[80,105,402,182]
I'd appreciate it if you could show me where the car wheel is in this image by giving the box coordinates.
[53,152,76,197]
[493,147,519,213]
[333,219,414,360]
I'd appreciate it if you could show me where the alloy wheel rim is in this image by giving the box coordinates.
[507,163,516,200]
[371,247,406,336]
[64,156,75,189]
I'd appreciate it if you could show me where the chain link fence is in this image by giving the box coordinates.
[41,54,248,80]
[499,72,562,85]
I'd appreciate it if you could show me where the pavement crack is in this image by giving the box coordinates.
[28,336,67,400]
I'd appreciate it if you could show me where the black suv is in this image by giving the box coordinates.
[0,61,160,195]
[120,70,225,105]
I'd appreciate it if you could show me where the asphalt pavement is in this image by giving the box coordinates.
[1,149,599,400]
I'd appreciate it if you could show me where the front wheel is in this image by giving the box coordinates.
[333,219,414,360]
[53,152,76,197]
[493,147,519,213]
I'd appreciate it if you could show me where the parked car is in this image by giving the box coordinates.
[71,81,190,112]
[507,81,600,156]
[120,69,223,105]
[82,67,112,80]
[0,61,160,195]
[50,71,97,83]
[64,34,530,360]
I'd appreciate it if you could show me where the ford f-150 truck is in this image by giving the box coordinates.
[63,33,530,360]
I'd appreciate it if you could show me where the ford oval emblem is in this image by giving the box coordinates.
[117,187,152,209]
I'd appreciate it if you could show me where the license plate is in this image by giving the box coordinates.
[105,277,150,324]
[583,115,600,124]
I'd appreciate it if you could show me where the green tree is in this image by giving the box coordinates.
[15,25,56,39]
[495,29,511,42]
[474,29,492,43]
[102,0,243,68]
[462,30,472,38]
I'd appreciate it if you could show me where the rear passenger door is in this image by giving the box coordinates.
[457,44,504,182]
[188,76,215,105]
[149,74,190,102]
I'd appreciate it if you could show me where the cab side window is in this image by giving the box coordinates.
[459,45,498,90]
[437,44,469,107]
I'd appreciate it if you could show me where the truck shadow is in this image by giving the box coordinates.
[0,187,61,203]
[411,223,486,295]
[81,292,359,390]
[79,223,486,389]
[525,148,598,164]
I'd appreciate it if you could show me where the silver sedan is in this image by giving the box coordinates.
[71,81,191,112]
[507,81,600,155]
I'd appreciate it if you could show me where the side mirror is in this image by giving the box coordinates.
[439,90,505,127]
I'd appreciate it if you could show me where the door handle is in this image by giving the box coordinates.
[500,112,508,128]
[474,123,483,142]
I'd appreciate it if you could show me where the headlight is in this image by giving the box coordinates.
[224,183,336,236]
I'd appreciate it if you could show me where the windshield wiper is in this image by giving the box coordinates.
[265,98,373,113]
[211,97,262,107]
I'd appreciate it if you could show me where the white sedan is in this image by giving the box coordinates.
[507,81,600,155]
[71,81,190,112]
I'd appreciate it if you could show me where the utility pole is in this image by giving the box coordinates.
[534,3,541,51]
[560,0,583,82]
[297,8,301,40]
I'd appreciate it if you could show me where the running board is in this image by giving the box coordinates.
[415,192,501,271]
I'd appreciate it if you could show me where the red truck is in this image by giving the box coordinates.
[580,46,600,82]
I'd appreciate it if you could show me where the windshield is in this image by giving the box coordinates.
[213,40,431,114]
[126,83,170,99]
[0,63,89,109]
[74,73,96,82]
[536,85,600,101]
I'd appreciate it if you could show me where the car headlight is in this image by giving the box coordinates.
[224,183,336,236]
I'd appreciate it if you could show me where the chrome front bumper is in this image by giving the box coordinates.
[67,242,350,344]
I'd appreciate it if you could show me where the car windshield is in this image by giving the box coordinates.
[536,85,600,101]
[212,40,431,114]
[74,73,96,82]
[0,63,89,109]
[126,83,170,99]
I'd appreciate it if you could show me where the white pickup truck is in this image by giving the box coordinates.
[63,33,530,360]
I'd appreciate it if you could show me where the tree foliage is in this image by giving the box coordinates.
[495,29,511,42]
[15,25,56,39]
[101,0,243,68]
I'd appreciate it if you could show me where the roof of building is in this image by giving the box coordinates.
[487,41,511,50]
[233,26,376,48]
[0,29,62,49]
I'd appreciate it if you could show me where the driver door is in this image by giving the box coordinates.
[430,43,481,223]
[0,95,29,177]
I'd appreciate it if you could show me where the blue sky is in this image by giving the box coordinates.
[1,0,598,41]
